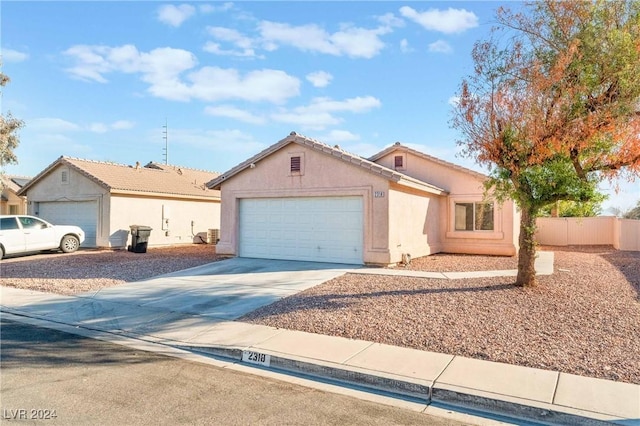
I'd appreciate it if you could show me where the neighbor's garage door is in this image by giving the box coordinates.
[38,201,98,247]
[239,196,363,264]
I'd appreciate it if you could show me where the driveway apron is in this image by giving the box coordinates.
[85,257,355,320]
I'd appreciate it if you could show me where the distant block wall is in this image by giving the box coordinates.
[535,217,640,251]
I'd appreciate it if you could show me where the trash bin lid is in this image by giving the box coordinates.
[130,225,153,231]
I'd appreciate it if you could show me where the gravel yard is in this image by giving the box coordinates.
[0,244,222,295]
[2,244,638,384]
[388,252,518,272]
[242,246,640,384]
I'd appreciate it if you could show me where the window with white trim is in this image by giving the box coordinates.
[455,202,494,231]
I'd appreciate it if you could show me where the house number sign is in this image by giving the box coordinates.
[374,191,385,198]
[242,350,271,367]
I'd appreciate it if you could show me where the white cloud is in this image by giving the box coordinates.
[306,71,333,88]
[377,13,404,28]
[187,67,300,104]
[400,39,413,53]
[429,40,453,54]
[258,21,388,59]
[321,130,360,143]
[271,96,381,131]
[270,110,341,130]
[448,96,460,107]
[344,142,383,158]
[202,42,257,57]
[204,105,266,124]
[207,27,253,49]
[163,128,265,155]
[30,118,80,132]
[64,44,299,104]
[199,3,233,14]
[303,96,382,113]
[111,120,135,130]
[400,6,478,34]
[88,123,108,133]
[2,48,29,63]
[203,27,258,57]
[157,4,196,27]
[63,44,197,98]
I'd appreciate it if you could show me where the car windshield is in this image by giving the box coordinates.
[19,217,48,229]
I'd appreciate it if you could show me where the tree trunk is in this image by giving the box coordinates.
[516,207,538,287]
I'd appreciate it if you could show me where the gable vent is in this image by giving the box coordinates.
[290,156,301,172]
[394,155,403,168]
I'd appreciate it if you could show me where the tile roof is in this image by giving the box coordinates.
[18,157,220,200]
[368,142,487,180]
[1,175,31,193]
[207,132,447,195]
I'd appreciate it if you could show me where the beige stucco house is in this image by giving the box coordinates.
[207,132,519,265]
[18,157,221,249]
[1,175,30,215]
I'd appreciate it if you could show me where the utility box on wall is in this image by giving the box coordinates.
[162,205,170,230]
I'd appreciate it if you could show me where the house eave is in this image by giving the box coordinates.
[207,132,448,193]
[110,189,220,201]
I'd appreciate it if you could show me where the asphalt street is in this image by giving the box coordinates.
[0,318,466,425]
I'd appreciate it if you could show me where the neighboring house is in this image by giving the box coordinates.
[1,175,30,215]
[18,157,221,249]
[207,132,519,265]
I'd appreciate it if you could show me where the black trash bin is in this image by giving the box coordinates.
[128,225,153,253]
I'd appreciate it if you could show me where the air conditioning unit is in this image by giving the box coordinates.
[207,229,220,245]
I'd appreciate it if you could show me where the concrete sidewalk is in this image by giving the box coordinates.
[1,264,637,426]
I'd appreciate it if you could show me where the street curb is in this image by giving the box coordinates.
[0,308,628,426]
[431,388,614,426]
[180,344,431,402]
[179,343,618,426]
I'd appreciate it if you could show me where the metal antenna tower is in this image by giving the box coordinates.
[162,119,168,165]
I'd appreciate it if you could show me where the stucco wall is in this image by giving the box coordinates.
[376,151,518,256]
[375,151,485,194]
[217,143,394,264]
[109,195,220,248]
[440,196,518,256]
[388,184,442,261]
[1,189,27,214]
[24,165,108,203]
[23,164,221,249]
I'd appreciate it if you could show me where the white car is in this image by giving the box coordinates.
[0,215,85,260]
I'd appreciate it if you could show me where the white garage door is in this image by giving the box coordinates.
[239,196,363,264]
[38,201,98,247]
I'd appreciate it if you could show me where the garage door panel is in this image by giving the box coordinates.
[38,201,98,247]
[239,196,363,264]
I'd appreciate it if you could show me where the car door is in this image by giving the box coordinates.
[18,216,57,251]
[0,217,26,255]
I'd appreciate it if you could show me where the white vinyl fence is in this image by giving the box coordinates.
[535,217,640,251]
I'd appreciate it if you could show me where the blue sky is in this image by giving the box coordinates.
[2,1,638,212]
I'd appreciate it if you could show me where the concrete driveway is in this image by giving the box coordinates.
[84,257,356,320]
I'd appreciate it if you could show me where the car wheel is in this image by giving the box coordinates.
[0,246,4,260]
[60,235,80,253]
